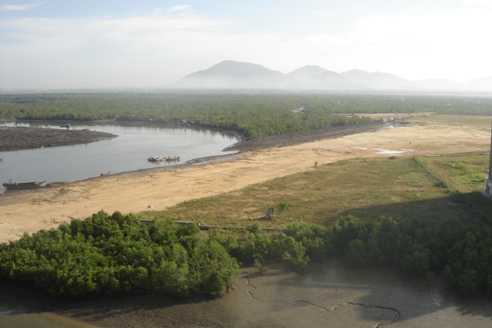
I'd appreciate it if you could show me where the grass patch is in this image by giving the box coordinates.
[141,156,485,227]
[408,114,492,129]
[418,153,488,193]
[417,153,492,220]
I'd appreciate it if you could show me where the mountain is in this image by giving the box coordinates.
[285,65,368,90]
[289,70,369,91]
[174,60,285,89]
[341,69,411,90]
[172,60,492,92]
[174,61,368,91]
[286,65,328,82]
[410,78,463,91]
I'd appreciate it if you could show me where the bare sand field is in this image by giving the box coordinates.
[1,115,492,327]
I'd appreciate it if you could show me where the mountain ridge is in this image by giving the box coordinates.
[173,60,492,92]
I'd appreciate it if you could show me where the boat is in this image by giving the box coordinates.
[2,181,47,191]
[148,156,164,163]
[148,155,180,163]
[60,123,71,129]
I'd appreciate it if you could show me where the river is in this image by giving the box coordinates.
[0,122,239,193]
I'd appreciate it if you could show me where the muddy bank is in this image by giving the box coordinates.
[1,260,491,328]
[0,126,117,152]
[229,122,385,152]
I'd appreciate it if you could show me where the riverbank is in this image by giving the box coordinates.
[0,126,117,152]
[228,121,385,152]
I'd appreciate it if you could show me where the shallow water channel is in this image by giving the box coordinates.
[0,122,238,193]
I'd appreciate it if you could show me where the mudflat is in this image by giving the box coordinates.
[1,260,491,327]
[0,126,116,152]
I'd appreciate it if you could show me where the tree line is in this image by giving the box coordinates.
[2,93,491,139]
[1,211,491,298]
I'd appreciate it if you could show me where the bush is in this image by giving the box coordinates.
[0,212,239,298]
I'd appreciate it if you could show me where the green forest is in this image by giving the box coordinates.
[1,211,491,298]
[1,93,492,138]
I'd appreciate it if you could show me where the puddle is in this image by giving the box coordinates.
[353,147,414,156]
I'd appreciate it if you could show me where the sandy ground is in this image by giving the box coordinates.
[0,117,490,244]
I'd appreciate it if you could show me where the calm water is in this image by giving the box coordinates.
[0,122,238,193]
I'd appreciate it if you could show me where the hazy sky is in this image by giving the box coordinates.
[1,0,492,90]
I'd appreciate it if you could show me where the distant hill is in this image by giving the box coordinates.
[289,70,369,91]
[174,60,285,89]
[172,60,492,92]
[410,78,463,91]
[341,69,411,90]
[286,65,328,82]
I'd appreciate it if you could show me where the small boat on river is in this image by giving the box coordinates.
[2,181,47,191]
[148,155,181,163]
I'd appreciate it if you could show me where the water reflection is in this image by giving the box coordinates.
[0,122,238,193]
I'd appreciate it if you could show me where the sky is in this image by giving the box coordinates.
[1,0,492,90]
